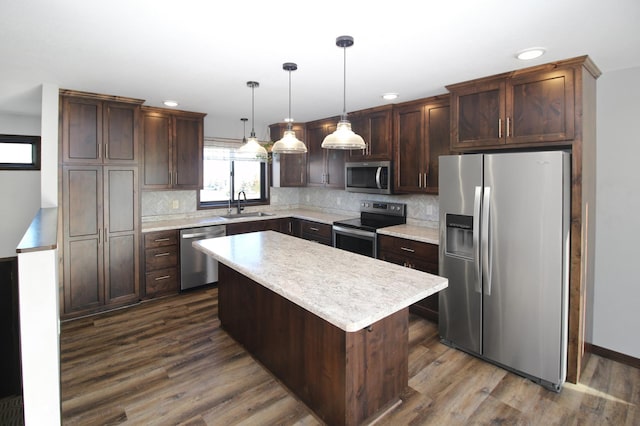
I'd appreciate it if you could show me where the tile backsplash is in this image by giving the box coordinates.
[142,187,439,228]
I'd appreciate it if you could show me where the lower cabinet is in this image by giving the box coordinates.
[377,234,439,322]
[226,218,288,235]
[143,230,179,299]
[298,219,332,246]
[61,166,139,318]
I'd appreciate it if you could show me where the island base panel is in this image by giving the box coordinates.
[218,264,409,426]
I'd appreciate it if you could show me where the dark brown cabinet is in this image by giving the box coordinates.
[299,219,332,246]
[305,118,346,189]
[61,165,139,317]
[143,230,179,299]
[60,90,143,319]
[448,67,575,150]
[394,96,450,194]
[269,123,307,187]
[348,106,393,161]
[226,218,288,236]
[141,107,205,190]
[378,234,439,322]
[61,92,142,164]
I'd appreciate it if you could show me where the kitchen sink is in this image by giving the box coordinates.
[220,212,275,219]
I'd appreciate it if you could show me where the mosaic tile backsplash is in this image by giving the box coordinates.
[142,187,439,228]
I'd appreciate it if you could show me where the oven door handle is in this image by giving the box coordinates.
[375,166,383,189]
[332,225,376,240]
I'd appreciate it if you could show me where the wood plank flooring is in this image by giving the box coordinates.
[60,287,640,425]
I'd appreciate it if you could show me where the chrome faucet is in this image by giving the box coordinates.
[237,190,247,214]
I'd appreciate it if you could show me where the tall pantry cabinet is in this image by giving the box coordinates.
[59,90,143,318]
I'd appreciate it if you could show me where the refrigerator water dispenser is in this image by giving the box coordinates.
[445,214,473,259]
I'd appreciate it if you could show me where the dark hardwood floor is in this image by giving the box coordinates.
[60,287,639,425]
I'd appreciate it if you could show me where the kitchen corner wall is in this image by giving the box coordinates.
[142,187,439,228]
[592,65,640,359]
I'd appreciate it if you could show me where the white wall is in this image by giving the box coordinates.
[40,83,59,208]
[592,66,640,358]
[0,112,41,258]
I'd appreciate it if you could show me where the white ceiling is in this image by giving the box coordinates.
[1,0,639,138]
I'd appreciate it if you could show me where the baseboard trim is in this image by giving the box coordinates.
[585,342,640,369]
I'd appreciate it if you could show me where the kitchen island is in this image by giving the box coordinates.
[194,231,447,425]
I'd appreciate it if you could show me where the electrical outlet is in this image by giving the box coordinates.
[172,200,179,209]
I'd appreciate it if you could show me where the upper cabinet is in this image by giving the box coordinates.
[141,107,205,190]
[348,105,393,161]
[269,123,307,187]
[448,65,575,150]
[60,91,143,164]
[394,96,450,194]
[305,117,346,189]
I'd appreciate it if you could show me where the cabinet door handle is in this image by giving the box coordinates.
[325,173,329,184]
[154,252,171,257]
[400,247,415,253]
[154,275,171,281]
[98,228,101,244]
[309,227,319,232]
[506,117,511,137]
[498,118,503,138]
[418,173,422,188]
[174,172,178,185]
[105,143,109,159]
[154,238,171,242]
[424,173,428,188]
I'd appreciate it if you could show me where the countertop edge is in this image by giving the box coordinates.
[16,207,59,254]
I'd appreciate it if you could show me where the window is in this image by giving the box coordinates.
[0,135,41,170]
[199,139,269,209]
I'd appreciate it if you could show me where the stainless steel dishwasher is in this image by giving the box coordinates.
[179,225,226,290]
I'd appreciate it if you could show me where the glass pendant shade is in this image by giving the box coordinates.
[236,135,268,161]
[272,62,307,154]
[322,35,366,150]
[235,81,268,162]
[321,119,365,149]
[272,128,307,153]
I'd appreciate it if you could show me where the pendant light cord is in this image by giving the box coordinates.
[250,84,256,138]
[288,69,293,131]
[342,45,347,119]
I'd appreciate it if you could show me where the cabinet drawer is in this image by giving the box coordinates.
[300,220,332,240]
[378,234,438,260]
[145,267,179,297]
[145,245,178,271]
[144,230,178,248]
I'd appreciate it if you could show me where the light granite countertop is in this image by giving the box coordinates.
[377,224,439,245]
[194,231,448,332]
[141,209,356,233]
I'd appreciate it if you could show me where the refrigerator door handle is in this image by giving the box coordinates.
[473,186,482,293]
[482,186,492,295]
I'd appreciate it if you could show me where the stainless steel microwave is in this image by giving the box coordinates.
[344,161,392,194]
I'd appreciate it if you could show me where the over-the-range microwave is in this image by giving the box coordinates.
[344,161,392,194]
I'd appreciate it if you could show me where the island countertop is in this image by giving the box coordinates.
[194,231,448,332]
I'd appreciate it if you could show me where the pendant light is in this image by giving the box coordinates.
[321,35,366,150]
[236,81,268,161]
[272,62,307,154]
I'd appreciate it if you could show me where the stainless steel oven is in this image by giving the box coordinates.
[333,200,406,258]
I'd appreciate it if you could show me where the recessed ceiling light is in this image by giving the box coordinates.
[382,93,399,100]
[516,48,546,61]
[163,100,178,107]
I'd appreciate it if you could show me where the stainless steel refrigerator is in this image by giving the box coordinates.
[438,151,570,391]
